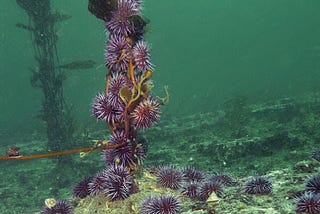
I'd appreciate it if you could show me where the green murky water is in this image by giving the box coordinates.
[1,0,320,213]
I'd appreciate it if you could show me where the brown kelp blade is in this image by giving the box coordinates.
[56,60,96,70]
[16,23,34,31]
[88,0,118,21]
[49,12,72,23]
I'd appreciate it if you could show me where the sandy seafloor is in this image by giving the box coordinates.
[1,92,320,213]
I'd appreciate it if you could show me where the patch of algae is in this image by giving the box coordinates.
[73,170,195,214]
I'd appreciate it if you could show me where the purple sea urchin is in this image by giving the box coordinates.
[50,201,72,214]
[91,93,124,124]
[295,193,320,213]
[140,195,180,214]
[198,180,224,201]
[131,97,160,129]
[88,169,109,196]
[107,72,132,106]
[107,143,136,167]
[132,40,153,72]
[102,131,148,166]
[73,177,92,198]
[210,173,235,187]
[105,34,130,72]
[110,129,128,145]
[102,130,137,166]
[306,174,320,194]
[104,164,132,200]
[243,176,272,195]
[106,0,141,36]
[182,166,205,183]
[40,200,72,214]
[156,166,184,190]
[106,163,131,181]
[181,182,199,199]
[91,92,109,120]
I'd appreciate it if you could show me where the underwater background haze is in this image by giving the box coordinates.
[1,0,320,134]
[1,0,320,213]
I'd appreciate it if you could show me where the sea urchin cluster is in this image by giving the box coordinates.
[90,0,162,172]
[73,164,133,201]
[77,0,160,199]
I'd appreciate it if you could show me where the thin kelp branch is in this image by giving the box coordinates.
[0,140,128,161]
[16,0,74,164]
